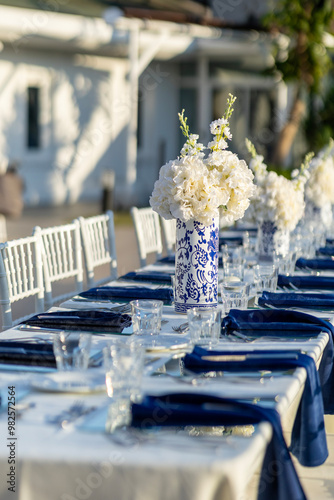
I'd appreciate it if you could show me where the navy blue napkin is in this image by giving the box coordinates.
[317,246,334,256]
[223,309,334,414]
[219,236,243,246]
[296,257,334,271]
[258,290,334,309]
[79,286,173,304]
[0,340,55,367]
[158,254,227,267]
[278,274,334,290]
[22,310,132,333]
[183,346,327,467]
[158,255,175,264]
[119,271,173,284]
[131,393,306,500]
[233,226,257,233]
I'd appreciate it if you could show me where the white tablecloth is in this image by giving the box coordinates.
[0,272,331,500]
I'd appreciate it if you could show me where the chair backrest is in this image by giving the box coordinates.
[160,216,176,256]
[0,235,44,330]
[33,221,84,309]
[77,210,118,288]
[0,214,7,243]
[130,207,163,267]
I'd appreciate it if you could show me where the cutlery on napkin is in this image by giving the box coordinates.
[183,345,327,468]
[131,393,307,500]
[78,286,173,304]
[21,309,132,333]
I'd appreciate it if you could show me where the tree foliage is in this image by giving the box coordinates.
[262,0,334,165]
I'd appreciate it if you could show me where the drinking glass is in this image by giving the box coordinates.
[187,308,221,347]
[103,339,145,433]
[130,299,163,336]
[53,331,92,371]
[253,263,277,294]
[220,281,248,313]
[103,339,145,403]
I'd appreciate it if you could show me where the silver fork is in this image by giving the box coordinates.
[172,322,189,333]
[46,401,97,429]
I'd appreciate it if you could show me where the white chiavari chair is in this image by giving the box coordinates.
[130,206,163,267]
[32,221,84,309]
[160,216,176,256]
[0,235,44,330]
[76,210,118,288]
[0,214,7,243]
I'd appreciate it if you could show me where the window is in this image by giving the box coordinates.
[27,87,40,148]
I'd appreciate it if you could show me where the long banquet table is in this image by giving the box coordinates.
[0,256,332,500]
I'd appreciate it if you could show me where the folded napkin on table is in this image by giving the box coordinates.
[131,392,306,500]
[222,308,334,414]
[119,270,173,284]
[184,345,327,467]
[233,226,257,233]
[317,246,334,256]
[296,257,334,271]
[219,236,243,246]
[157,255,175,264]
[258,290,334,309]
[158,254,224,267]
[22,310,132,333]
[79,286,173,304]
[0,340,55,367]
[278,274,334,290]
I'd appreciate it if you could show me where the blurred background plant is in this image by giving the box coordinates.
[263,0,334,168]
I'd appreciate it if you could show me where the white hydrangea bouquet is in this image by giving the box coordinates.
[305,140,334,208]
[149,94,255,227]
[244,139,310,232]
[302,140,334,232]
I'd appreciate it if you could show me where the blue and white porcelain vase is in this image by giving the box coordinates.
[174,218,219,313]
[257,220,290,257]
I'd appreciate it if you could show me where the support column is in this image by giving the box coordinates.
[198,56,211,144]
[126,25,139,189]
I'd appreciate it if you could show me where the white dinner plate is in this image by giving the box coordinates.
[30,371,106,394]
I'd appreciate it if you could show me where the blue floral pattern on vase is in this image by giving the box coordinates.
[257,220,289,257]
[174,218,219,313]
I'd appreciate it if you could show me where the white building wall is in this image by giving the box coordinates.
[0,44,130,207]
[136,62,181,206]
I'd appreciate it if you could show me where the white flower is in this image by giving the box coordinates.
[244,139,309,232]
[150,94,255,226]
[210,118,229,135]
[305,155,334,207]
